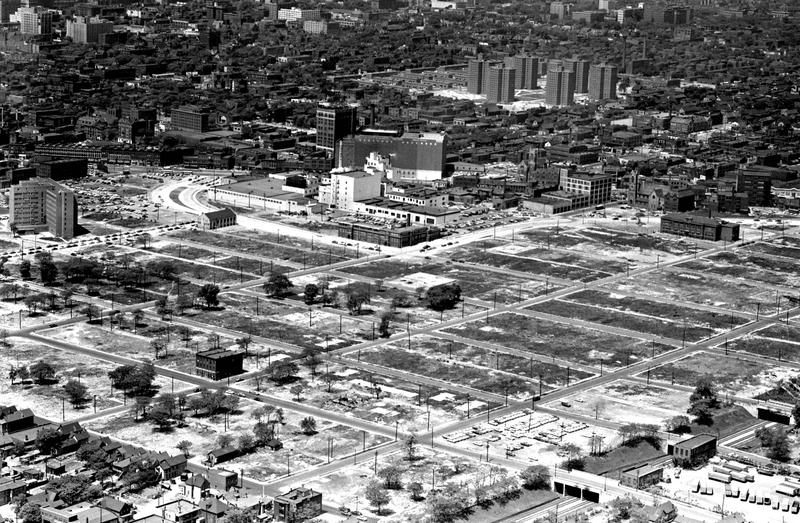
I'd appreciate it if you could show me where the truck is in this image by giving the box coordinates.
[777,483,799,497]
[709,471,732,484]
[724,460,749,473]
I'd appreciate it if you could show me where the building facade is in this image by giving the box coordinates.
[339,132,447,181]
[660,214,740,242]
[66,16,113,43]
[9,177,77,239]
[504,55,538,89]
[564,59,590,93]
[558,170,613,206]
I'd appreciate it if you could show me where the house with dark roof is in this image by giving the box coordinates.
[206,447,239,466]
[157,454,187,480]
[199,497,228,523]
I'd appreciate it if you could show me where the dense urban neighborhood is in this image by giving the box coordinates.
[0,0,799,521]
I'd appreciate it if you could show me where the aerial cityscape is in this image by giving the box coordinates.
[0,0,798,521]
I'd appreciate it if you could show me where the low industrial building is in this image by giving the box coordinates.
[337,222,441,247]
[195,349,244,381]
[669,434,717,467]
[618,464,664,489]
[660,213,740,241]
[273,488,322,522]
[200,209,236,230]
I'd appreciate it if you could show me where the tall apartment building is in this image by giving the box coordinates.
[486,65,515,104]
[550,1,571,20]
[588,63,618,101]
[11,5,53,34]
[171,105,210,133]
[66,15,113,43]
[736,170,771,207]
[564,59,590,93]
[9,178,78,239]
[316,106,357,156]
[467,58,488,94]
[545,68,575,107]
[504,55,538,89]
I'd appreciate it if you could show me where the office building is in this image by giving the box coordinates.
[467,57,488,94]
[339,132,448,181]
[0,0,20,23]
[558,170,613,206]
[11,5,53,34]
[65,15,113,43]
[171,105,210,133]
[545,67,575,106]
[9,177,78,239]
[486,65,515,104]
[316,106,357,156]
[504,55,538,89]
[564,59,590,93]
[277,7,320,21]
[588,63,618,100]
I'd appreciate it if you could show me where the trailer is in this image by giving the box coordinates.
[709,471,732,484]
[731,471,749,483]
[724,460,749,473]
[712,466,731,474]
[776,483,798,497]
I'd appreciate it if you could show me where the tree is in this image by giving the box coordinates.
[176,440,193,457]
[303,283,319,305]
[150,338,167,359]
[378,464,403,489]
[404,433,418,461]
[425,283,462,312]
[138,233,152,249]
[11,365,30,384]
[378,308,392,337]
[238,432,255,452]
[755,426,791,462]
[300,416,317,435]
[48,474,99,505]
[520,465,551,490]
[426,483,469,522]
[290,384,305,401]
[269,360,299,383]
[35,427,63,455]
[665,415,692,434]
[217,433,235,448]
[301,347,322,376]
[19,259,31,279]
[30,361,56,385]
[198,284,220,308]
[17,503,42,523]
[236,336,252,357]
[64,379,90,407]
[175,294,194,315]
[688,376,719,424]
[345,289,369,315]
[82,304,101,323]
[148,404,177,431]
[263,273,294,298]
[154,297,172,319]
[23,295,42,314]
[364,481,390,516]
[39,258,58,284]
[409,481,424,501]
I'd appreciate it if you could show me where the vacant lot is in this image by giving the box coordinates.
[604,269,778,315]
[444,313,671,368]
[553,380,689,426]
[442,247,610,282]
[726,335,800,363]
[641,351,794,398]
